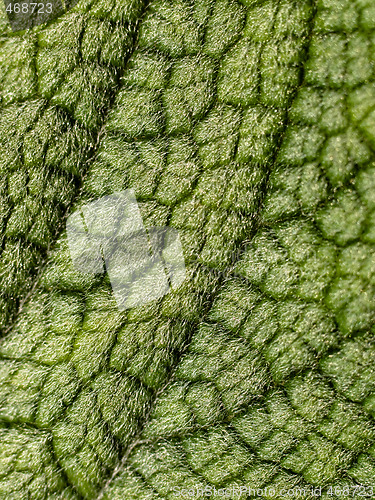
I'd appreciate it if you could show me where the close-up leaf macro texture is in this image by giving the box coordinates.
[0,0,375,498]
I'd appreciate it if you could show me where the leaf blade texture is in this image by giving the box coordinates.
[0,0,375,498]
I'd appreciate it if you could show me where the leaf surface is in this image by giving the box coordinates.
[0,0,375,498]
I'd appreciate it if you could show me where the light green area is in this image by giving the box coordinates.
[0,0,375,498]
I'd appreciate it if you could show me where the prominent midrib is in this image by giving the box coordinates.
[95,3,319,498]
[0,1,319,498]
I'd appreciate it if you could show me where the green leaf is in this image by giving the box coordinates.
[1,0,375,498]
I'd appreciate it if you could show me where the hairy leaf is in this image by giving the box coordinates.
[0,0,375,498]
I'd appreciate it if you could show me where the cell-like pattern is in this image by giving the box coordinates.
[0,0,375,498]
[99,0,375,498]
[0,0,145,331]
